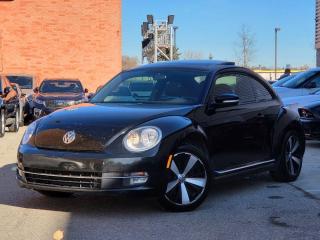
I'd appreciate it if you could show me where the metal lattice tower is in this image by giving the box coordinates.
[141,15,176,64]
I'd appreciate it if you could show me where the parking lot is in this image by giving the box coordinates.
[0,128,319,240]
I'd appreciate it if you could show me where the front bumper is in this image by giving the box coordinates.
[17,144,167,193]
[301,119,320,140]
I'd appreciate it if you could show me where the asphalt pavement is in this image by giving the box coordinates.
[0,127,320,240]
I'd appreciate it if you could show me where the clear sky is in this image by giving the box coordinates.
[122,0,316,68]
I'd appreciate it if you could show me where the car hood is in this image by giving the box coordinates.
[273,87,310,98]
[36,92,84,101]
[282,95,320,107]
[34,103,195,151]
[21,89,34,96]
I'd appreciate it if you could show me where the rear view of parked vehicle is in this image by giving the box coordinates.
[0,75,21,137]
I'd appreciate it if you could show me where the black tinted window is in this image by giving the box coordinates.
[40,80,83,93]
[251,78,273,102]
[6,76,33,89]
[92,70,210,105]
[214,74,255,105]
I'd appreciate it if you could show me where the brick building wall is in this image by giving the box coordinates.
[0,0,121,91]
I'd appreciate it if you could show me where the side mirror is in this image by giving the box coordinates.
[4,87,11,95]
[212,93,239,108]
[84,88,89,93]
[33,87,39,93]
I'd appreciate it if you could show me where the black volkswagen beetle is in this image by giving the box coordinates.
[17,60,305,211]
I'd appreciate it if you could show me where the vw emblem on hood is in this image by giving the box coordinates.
[63,130,76,144]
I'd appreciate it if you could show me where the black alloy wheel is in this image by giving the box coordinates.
[270,130,304,182]
[159,145,210,211]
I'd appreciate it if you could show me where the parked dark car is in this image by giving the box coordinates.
[273,69,320,98]
[17,60,305,211]
[282,90,320,140]
[6,74,36,122]
[32,79,88,119]
[0,75,21,137]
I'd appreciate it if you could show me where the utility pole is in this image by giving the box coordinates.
[274,28,281,80]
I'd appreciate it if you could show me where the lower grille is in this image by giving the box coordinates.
[23,167,102,190]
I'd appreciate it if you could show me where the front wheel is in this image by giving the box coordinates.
[270,130,304,182]
[8,108,19,132]
[159,144,210,211]
[0,109,5,137]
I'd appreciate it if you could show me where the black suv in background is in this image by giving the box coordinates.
[0,75,20,137]
[6,74,36,122]
[32,79,88,119]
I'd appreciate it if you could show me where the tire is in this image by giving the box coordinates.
[0,109,5,138]
[158,144,211,211]
[36,190,74,198]
[8,108,19,132]
[270,130,304,182]
[19,106,24,127]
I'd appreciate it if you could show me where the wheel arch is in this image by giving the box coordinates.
[273,107,305,158]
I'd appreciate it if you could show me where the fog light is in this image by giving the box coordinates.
[128,172,148,185]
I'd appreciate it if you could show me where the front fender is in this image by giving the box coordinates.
[272,107,305,157]
[106,116,204,159]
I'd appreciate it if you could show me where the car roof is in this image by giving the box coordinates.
[132,60,236,71]
[42,79,81,82]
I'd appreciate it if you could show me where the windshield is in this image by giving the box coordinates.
[282,71,316,88]
[91,69,210,105]
[273,75,295,87]
[6,75,33,89]
[39,80,83,93]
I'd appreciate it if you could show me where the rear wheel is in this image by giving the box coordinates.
[159,144,210,211]
[270,130,304,182]
[36,190,74,198]
[0,109,5,137]
[8,108,19,132]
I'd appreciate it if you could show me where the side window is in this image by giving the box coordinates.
[235,75,256,104]
[251,79,273,102]
[305,75,320,88]
[214,75,236,96]
[214,74,255,105]
[214,74,273,104]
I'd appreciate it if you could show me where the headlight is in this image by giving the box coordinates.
[123,126,162,152]
[21,121,37,145]
[34,98,45,106]
[298,108,315,119]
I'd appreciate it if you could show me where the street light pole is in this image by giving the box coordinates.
[274,28,281,80]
